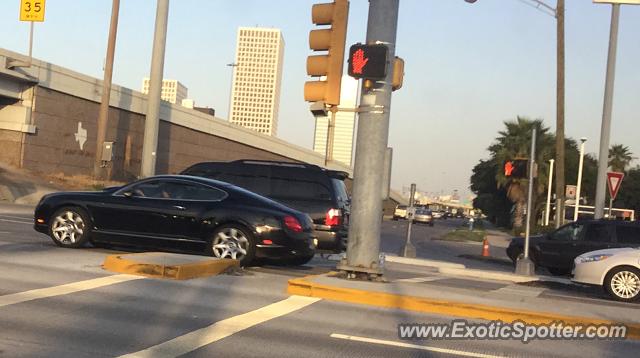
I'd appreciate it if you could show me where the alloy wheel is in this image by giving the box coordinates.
[211,227,249,261]
[610,270,640,300]
[51,210,85,245]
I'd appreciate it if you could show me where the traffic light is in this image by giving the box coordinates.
[304,0,349,106]
[504,159,528,179]
[347,44,388,80]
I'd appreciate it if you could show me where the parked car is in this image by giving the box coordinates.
[432,211,443,219]
[181,160,349,253]
[393,205,408,220]
[413,209,434,226]
[507,220,640,275]
[573,247,640,302]
[33,175,316,266]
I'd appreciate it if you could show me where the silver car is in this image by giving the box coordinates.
[413,209,434,226]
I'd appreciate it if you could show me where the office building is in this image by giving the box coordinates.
[141,78,187,104]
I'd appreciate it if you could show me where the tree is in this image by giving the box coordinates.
[609,144,635,173]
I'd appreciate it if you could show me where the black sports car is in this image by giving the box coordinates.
[34,175,317,266]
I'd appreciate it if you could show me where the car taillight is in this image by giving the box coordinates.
[325,208,342,227]
[284,216,303,233]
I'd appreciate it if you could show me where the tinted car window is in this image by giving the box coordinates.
[584,224,611,242]
[217,173,270,196]
[129,181,164,198]
[331,178,349,204]
[162,182,227,201]
[616,226,640,244]
[551,224,584,241]
[270,177,332,200]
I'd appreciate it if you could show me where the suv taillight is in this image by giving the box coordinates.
[325,208,342,227]
[284,216,303,233]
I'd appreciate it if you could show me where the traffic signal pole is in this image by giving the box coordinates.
[338,0,399,279]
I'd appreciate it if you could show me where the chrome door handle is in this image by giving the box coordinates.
[173,205,186,211]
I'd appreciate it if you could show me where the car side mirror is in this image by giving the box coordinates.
[123,191,133,198]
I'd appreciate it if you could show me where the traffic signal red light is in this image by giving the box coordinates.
[347,44,388,80]
[304,0,349,106]
[504,159,528,178]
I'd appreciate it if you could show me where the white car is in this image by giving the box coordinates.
[572,247,640,302]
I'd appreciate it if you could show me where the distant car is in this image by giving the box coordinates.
[33,175,317,266]
[573,248,640,302]
[455,212,464,218]
[432,211,443,219]
[507,220,640,276]
[181,160,349,253]
[393,205,408,220]
[413,209,434,226]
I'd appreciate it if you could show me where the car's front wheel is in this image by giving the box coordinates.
[208,224,256,266]
[49,207,91,248]
[604,266,640,302]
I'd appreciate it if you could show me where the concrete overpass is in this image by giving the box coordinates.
[0,48,405,205]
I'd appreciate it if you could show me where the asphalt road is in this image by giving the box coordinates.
[1,206,639,357]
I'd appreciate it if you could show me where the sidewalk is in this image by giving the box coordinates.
[288,257,640,339]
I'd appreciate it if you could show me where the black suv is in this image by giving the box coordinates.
[507,220,640,275]
[181,160,350,252]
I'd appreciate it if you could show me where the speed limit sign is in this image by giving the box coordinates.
[20,0,46,22]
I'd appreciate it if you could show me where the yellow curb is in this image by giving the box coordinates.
[287,274,640,340]
[102,253,239,280]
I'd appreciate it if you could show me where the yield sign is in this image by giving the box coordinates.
[607,171,625,200]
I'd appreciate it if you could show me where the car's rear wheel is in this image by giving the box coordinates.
[208,224,256,266]
[604,266,640,302]
[49,207,91,248]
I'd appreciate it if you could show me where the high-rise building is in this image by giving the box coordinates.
[141,78,188,104]
[229,27,284,136]
[313,76,359,167]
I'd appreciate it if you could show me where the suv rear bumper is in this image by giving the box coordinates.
[315,227,348,252]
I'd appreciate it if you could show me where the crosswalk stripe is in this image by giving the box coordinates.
[119,295,321,358]
[0,274,144,308]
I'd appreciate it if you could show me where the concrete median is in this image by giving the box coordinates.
[102,252,239,280]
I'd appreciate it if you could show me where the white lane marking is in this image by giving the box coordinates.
[0,214,33,220]
[331,334,506,358]
[0,231,11,234]
[0,218,31,225]
[119,295,321,358]
[0,274,143,308]
[394,276,443,283]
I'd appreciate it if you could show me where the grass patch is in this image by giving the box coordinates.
[440,228,486,242]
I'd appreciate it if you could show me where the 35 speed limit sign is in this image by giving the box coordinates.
[20,0,46,22]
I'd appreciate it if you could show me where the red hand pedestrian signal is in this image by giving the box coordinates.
[351,49,369,74]
[504,161,514,176]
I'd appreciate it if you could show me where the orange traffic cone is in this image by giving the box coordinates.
[481,238,490,257]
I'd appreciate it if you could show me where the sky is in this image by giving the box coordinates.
[1,0,639,202]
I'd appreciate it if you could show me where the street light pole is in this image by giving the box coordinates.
[140,0,170,178]
[574,138,587,222]
[545,158,554,226]
[516,128,537,276]
[594,4,621,219]
[554,0,566,229]
[94,0,120,181]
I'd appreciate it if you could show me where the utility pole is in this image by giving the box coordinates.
[401,183,417,258]
[594,4,621,219]
[324,107,337,166]
[94,0,120,181]
[554,0,565,228]
[338,0,399,279]
[140,0,170,178]
[544,158,554,226]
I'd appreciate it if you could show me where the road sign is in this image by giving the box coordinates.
[347,44,388,79]
[607,171,625,200]
[20,0,46,22]
[565,185,577,200]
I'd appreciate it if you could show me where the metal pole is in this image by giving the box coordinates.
[140,0,170,178]
[595,4,620,219]
[545,158,554,226]
[28,21,34,64]
[574,138,587,222]
[226,62,237,121]
[325,108,336,166]
[340,0,399,277]
[402,183,417,258]
[94,0,120,181]
[554,0,565,229]
[609,198,614,218]
[516,128,536,276]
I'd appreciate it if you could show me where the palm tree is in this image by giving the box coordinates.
[609,144,635,172]
[489,117,554,229]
